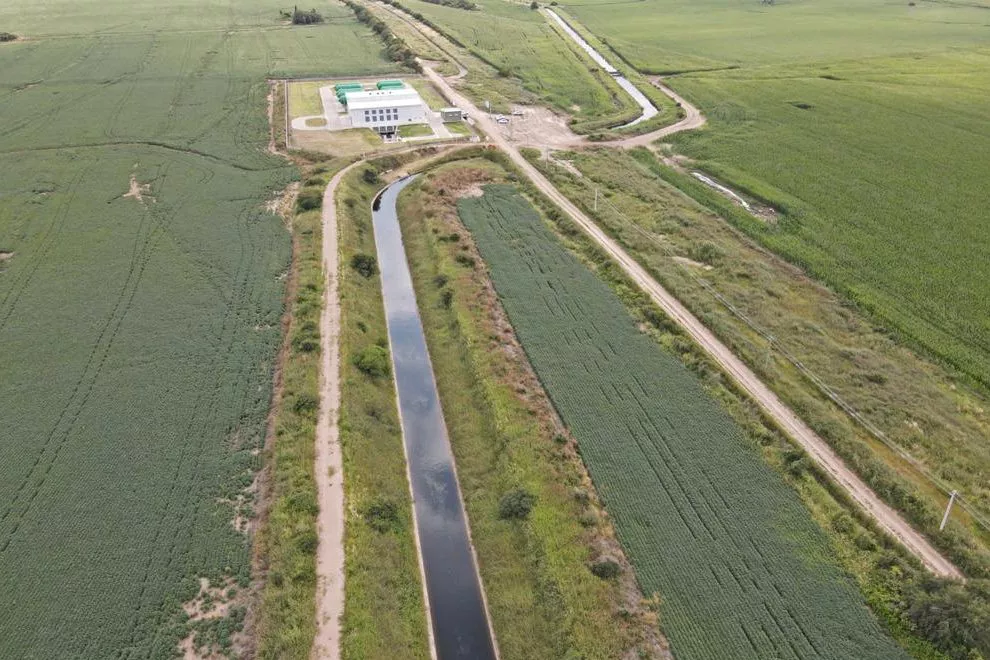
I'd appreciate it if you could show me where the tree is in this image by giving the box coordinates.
[530,0,539,8]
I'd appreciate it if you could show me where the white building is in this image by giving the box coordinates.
[346,88,427,134]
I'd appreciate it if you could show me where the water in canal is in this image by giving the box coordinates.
[546,9,659,128]
[370,175,499,660]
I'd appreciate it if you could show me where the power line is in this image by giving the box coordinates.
[557,165,990,535]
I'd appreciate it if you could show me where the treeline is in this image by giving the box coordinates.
[378,0,513,76]
[421,0,478,11]
[343,0,421,71]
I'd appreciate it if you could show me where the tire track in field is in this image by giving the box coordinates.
[0,167,85,330]
[0,197,166,554]
[121,193,259,657]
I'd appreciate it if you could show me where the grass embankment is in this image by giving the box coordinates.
[521,147,990,574]
[336,158,431,659]
[396,158,665,658]
[542,8,681,137]
[254,163,341,659]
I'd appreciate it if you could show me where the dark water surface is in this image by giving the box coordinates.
[371,176,498,660]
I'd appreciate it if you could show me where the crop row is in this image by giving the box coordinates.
[456,185,908,659]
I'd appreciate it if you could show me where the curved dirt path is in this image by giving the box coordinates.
[420,60,962,580]
[375,0,702,150]
[312,163,358,660]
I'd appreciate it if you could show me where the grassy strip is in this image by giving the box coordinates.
[254,162,340,659]
[524,147,990,577]
[395,160,666,658]
[336,160,432,660]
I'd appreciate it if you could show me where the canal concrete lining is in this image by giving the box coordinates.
[371,176,499,660]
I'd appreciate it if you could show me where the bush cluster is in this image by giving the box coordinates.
[498,488,535,520]
[296,187,322,211]
[290,7,323,24]
[350,253,378,278]
[353,345,391,378]
[0,32,17,42]
[421,0,478,10]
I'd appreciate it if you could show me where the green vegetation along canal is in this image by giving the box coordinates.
[370,176,498,660]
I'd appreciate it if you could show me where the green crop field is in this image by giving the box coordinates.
[0,0,398,656]
[559,0,990,388]
[458,185,907,660]
[388,0,637,121]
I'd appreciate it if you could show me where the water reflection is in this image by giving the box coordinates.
[371,176,498,660]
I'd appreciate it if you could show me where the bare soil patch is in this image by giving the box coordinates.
[122,173,153,204]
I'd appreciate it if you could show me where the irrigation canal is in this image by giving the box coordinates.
[370,176,499,660]
[546,9,658,128]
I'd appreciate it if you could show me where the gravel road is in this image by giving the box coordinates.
[420,60,963,580]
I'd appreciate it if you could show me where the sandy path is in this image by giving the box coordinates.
[420,60,963,580]
[312,164,356,660]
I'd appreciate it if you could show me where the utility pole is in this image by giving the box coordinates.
[940,490,958,531]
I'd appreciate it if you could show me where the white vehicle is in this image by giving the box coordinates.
[511,109,524,116]
[496,116,510,124]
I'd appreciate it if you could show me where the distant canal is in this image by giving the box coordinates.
[370,176,499,660]
[546,8,658,128]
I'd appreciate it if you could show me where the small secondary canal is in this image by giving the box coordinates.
[546,9,658,128]
[370,175,499,660]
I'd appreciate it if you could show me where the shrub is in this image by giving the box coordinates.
[440,289,454,309]
[689,240,724,265]
[350,253,377,278]
[293,393,318,414]
[353,345,390,378]
[498,488,535,520]
[296,187,322,211]
[590,559,621,579]
[530,0,539,8]
[292,7,324,24]
[907,578,990,658]
[0,32,17,42]
[362,168,379,185]
[361,496,401,532]
[454,253,475,268]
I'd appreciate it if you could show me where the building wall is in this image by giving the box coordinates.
[349,104,425,131]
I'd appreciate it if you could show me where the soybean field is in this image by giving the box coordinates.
[457,185,908,660]
[561,0,990,388]
[0,0,398,656]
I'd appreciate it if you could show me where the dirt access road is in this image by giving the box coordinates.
[312,163,360,660]
[420,60,962,579]
[373,0,702,150]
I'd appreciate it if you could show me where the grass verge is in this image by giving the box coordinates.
[253,162,336,659]
[336,157,432,659]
